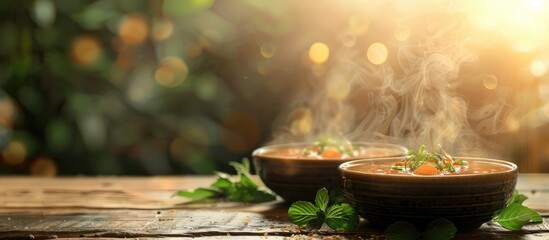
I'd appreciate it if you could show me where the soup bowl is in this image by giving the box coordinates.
[252,142,407,202]
[339,157,518,230]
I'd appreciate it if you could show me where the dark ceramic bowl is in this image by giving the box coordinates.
[252,142,407,202]
[339,157,518,230]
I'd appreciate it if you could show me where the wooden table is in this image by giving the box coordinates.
[0,174,548,239]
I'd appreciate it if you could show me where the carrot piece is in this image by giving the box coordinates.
[393,162,404,166]
[321,149,341,158]
[413,165,441,175]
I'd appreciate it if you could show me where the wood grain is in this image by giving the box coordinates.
[0,175,548,239]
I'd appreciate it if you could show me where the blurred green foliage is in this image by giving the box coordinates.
[2,0,549,175]
[0,0,302,175]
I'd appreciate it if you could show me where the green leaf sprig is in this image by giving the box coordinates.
[385,218,457,240]
[288,188,359,231]
[174,158,276,203]
[393,145,467,174]
[493,190,543,230]
[301,135,360,158]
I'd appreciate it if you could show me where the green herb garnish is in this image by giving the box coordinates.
[385,218,456,240]
[302,135,359,158]
[174,158,276,203]
[392,144,467,174]
[288,188,359,231]
[493,190,542,230]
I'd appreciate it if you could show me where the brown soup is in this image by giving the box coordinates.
[260,147,405,159]
[348,160,512,175]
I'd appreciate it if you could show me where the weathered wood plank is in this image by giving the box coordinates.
[0,176,214,209]
[1,175,548,212]
[0,208,547,239]
[0,175,548,239]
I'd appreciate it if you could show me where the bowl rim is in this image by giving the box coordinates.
[338,156,518,178]
[252,142,408,162]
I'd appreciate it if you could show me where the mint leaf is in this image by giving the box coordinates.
[211,177,232,190]
[325,203,359,231]
[423,218,457,240]
[175,158,276,203]
[315,188,329,211]
[385,221,421,240]
[226,186,276,203]
[239,173,258,188]
[329,188,346,204]
[288,201,321,226]
[248,188,277,202]
[508,190,528,205]
[229,158,251,175]
[175,188,220,200]
[306,217,324,230]
[496,203,543,230]
[289,188,359,231]
[514,194,528,204]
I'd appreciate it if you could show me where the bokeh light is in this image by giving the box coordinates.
[327,78,351,101]
[257,61,270,76]
[70,35,102,66]
[530,61,548,77]
[155,57,188,87]
[289,107,313,135]
[367,42,388,65]
[32,0,55,28]
[341,31,357,47]
[118,15,149,45]
[483,75,498,90]
[1,141,27,166]
[0,97,16,127]
[260,43,276,59]
[394,25,411,41]
[152,19,174,41]
[309,42,330,64]
[30,157,57,176]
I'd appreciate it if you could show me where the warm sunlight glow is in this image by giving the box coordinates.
[460,0,549,52]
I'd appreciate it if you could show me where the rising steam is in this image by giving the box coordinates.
[272,7,512,157]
